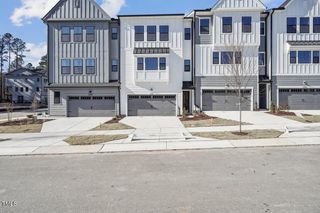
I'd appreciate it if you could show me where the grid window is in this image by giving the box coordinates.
[54,92,61,104]
[300,17,310,33]
[222,17,232,33]
[73,59,83,74]
[314,17,320,33]
[290,51,297,64]
[185,28,191,40]
[74,26,83,42]
[259,52,265,66]
[112,59,118,72]
[235,52,242,64]
[145,58,158,70]
[61,59,71,74]
[61,27,71,42]
[313,51,319,64]
[287,17,297,33]
[135,26,144,41]
[159,57,166,70]
[86,26,95,42]
[160,25,169,41]
[213,52,219,64]
[86,59,96,74]
[200,19,210,34]
[111,27,118,40]
[137,58,144,70]
[260,22,265,36]
[184,60,191,72]
[147,26,157,41]
[298,51,311,64]
[242,16,252,33]
[221,52,233,64]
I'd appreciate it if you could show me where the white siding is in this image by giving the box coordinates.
[214,0,265,10]
[183,19,193,82]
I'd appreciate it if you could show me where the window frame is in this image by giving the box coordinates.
[300,17,310,33]
[73,59,83,74]
[159,25,169,41]
[111,27,118,40]
[86,59,96,74]
[242,16,252,33]
[184,60,191,72]
[287,17,297,33]
[222,17,233,34]
[298,51,311,64]
[313,51,319,64]
[54,91,61,105]
[135,26,144,41]
[260,21,265,36]
[74,26,83,42]
[290,51,297,64]
[61,59,71,74]
[159,57,166,70]
[259,52,265,66]
[111,59,118,72]
[61,26,71,42]
[235,51,242,64]
[221,52,234,64]
[184,28,191,40]
[212,52,220,64]
[145,57,158,70]
[314,17,320,33]
[199,18,210,35]
[86,26,95,42]
[147,26,157,41]
[137,57,144,70]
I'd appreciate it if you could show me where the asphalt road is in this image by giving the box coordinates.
[0,147,320,213]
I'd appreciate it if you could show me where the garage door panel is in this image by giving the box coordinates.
[202,90,251,111]
[279,89,320,110]
[128,95,176,116]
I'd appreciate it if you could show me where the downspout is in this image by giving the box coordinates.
[193,11,197,110]
[270,10,275,105]
[117,19,121,116]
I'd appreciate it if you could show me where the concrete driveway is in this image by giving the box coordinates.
[41,117,112,133]
[205,111,301,126]
[121,116,189,140]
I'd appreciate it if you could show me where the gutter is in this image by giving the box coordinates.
[270,9,275,103]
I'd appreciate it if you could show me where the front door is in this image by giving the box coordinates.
[259,84,267,109]
[183,91,191,114]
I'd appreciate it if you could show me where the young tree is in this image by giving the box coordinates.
[223,45,257,133]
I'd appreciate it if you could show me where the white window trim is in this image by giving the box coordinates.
[199,17,211,36]
[259,52,266,66]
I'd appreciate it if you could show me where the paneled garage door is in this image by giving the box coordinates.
[67,96,115,117]
[279,88,320,110]
[128,95,176,116]
[202,90,252,111]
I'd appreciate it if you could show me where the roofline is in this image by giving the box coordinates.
[118,13,185,18]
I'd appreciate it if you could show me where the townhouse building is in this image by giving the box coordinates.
[43,0,320,117]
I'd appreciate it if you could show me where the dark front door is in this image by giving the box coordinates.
[259,84,267,109]
[183,91,191,114]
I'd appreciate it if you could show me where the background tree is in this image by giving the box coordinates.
[11,38,28,70]
[2,33,13,72]
[223,45,257,133]
[10,56,24,70]
[0,35,8,101]
[25,63,34,69]
[37,55,48,70]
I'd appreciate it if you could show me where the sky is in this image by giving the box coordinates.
[0,0,283,67]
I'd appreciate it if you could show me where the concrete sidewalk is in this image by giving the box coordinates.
[1,136,320,156]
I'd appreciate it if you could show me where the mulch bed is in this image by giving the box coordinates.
[231,132,249,136]
[0,119,52,126]
[267,111,296,116]
[105,116,126,124]
[179,113,216,121]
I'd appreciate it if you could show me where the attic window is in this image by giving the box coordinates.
[75,0,81,8]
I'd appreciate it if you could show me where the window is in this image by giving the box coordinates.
[200,18,210,35]
[221,52,233,64]
[259,52,265,66]
[213,52,220,64]
[15,87,18,92]
[111,27,118,40]
[20,88,23,92]
[61,27,70,42]
[313,51,319,64]
[300,17,309,33]
[185,28,191,40]
[36,87,40,92]
[135,26,144,41]
[74,26,83,42]
[298,51,311,64]
[159,58,166,70]
[160,25,169,41]
[260,22,265,36]
[73,59,83,74]
[314,17,320,33]
[61,59,71,74]
[242,16,252,33]
[86,59,96,74]
[37,78,40,82]
[184,60,191,72]
[75,0,81,8]
[147,26,157,41]
[235,52,242,64]
[287,17,297,33]
[145,58,158,70]
[290,51,297,64]
[54,92,61,104]
[137,58,144,70]
[86,26,95,42]
[112,59,118,72]
[26,87,29,92]
[222,17,232,33]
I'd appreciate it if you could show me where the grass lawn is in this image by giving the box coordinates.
[65,135,129,145]
[93,118,134,131]
[0,119,51,133]
[192,129,283,140]
[270,111,320,123]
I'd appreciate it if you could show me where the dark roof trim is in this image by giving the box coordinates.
[46,83,120,89]
[280,0,292,8]
[288,40,320,46]
[134,48,170,55]
[118,13,185,18]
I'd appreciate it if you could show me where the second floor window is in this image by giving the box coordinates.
[61,27,70,42]
[242,16,252,33]
[160,25,169,41]
[86,26,95,42]
[300,17,310,33]
[184,60,191,72]
[200,19,210,35]
[213,52,220,64]
[314,17,320,33]
[147,26,157,41]
[159,58,166,70]
[259,52,265,66]
[36,87,40,92]
[73,59,83,74]
[298,51,311,64]
[112,27,118,40]
[185,28,191,40]
[135,26,144,41]
[260,22,265,36]
[112,59,118,72]
[26,87,29,92]
[221,52,233,64]
[74,26,83,42]
[287,17,297,33]
[313,51,319,64]
[290,51,297,64]
[137,58,144,70]
[61,59,71,74]
[222,17,232,33]
[145,58,158,70]
[86,59,96,74]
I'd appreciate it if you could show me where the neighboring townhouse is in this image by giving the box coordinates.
[271,0,320,110]
[191,0,266,111]
[118,14,194,116]
[5,68,48,104]
[42,0,120,117]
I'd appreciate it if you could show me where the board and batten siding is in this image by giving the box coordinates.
[48,21,110,85]
[213,0,265,10]
[272,0,320,76]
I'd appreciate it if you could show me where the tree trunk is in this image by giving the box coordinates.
[239,88,242,133]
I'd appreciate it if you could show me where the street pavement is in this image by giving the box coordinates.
[0,146,320,213]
